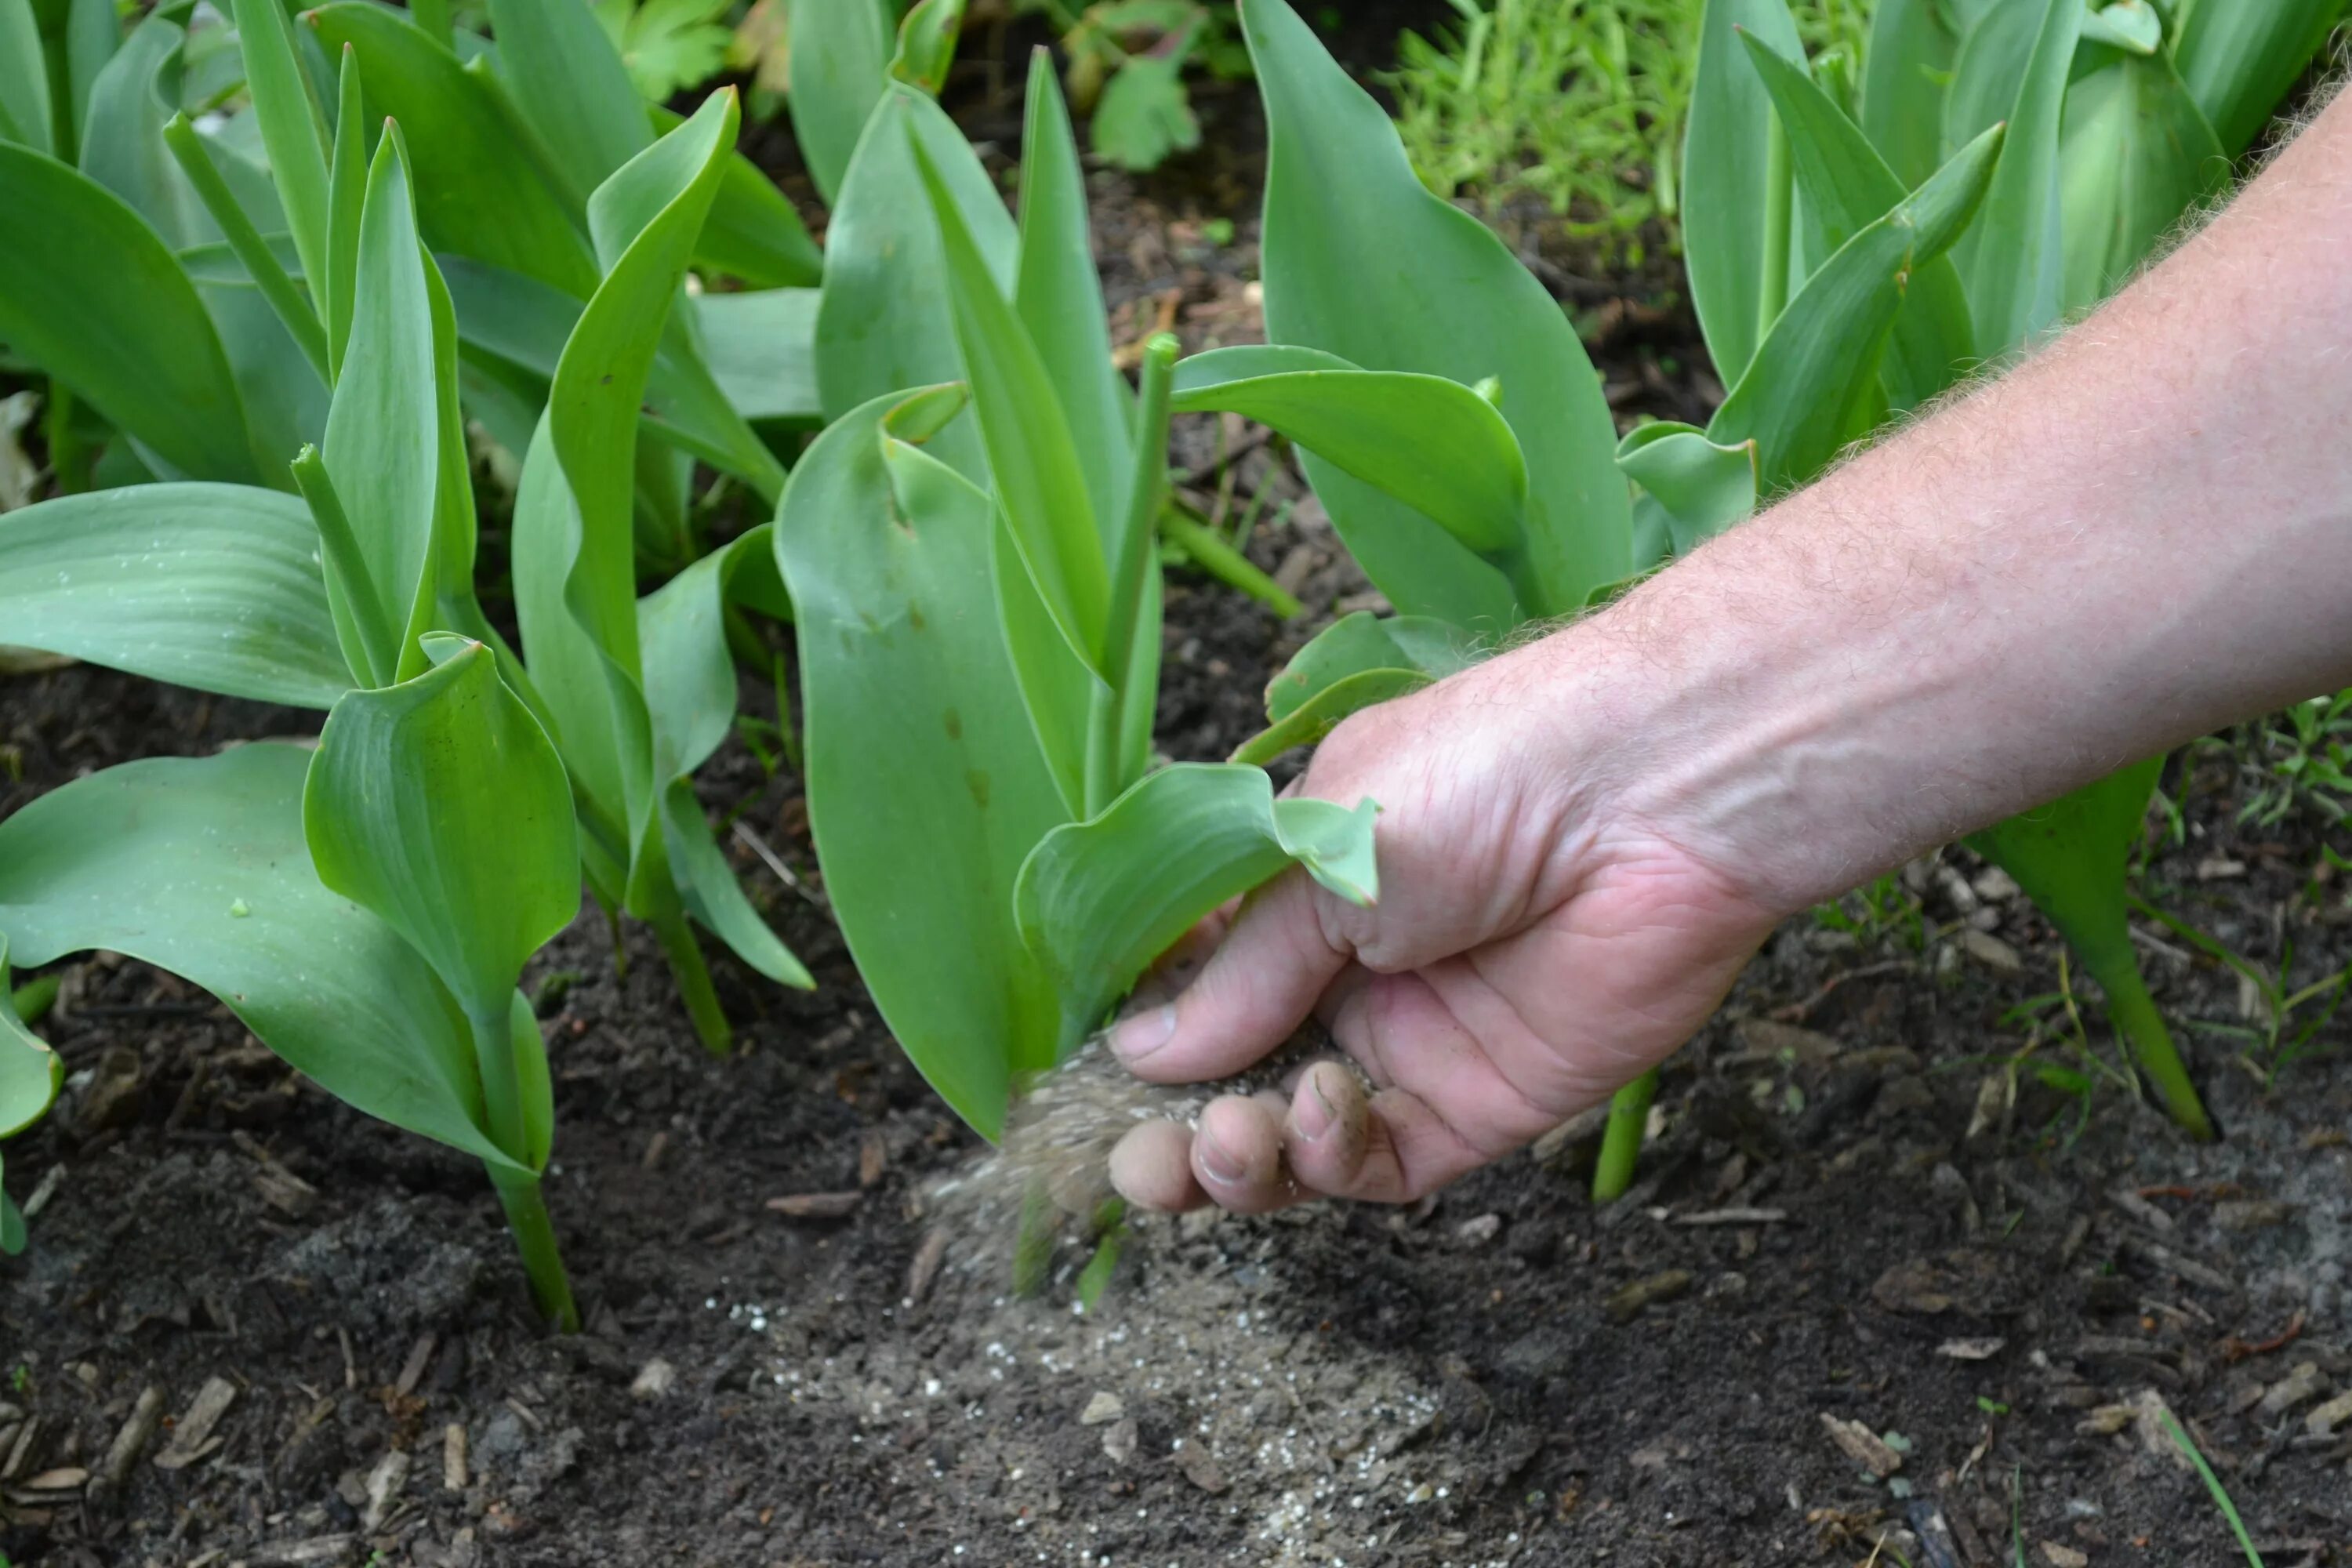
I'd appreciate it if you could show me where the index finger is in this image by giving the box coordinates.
[1109,868,1352,1083]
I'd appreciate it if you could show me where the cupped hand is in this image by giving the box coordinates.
[1106,633,1784,1214]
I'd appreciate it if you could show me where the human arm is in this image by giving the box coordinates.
[1108,89,2352,1214]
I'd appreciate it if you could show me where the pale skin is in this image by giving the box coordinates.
[1107,91,2352,1216]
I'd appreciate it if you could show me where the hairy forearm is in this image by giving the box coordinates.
[1549,91,2352,913]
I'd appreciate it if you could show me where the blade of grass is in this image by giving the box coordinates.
[2159,1410,2266,1568]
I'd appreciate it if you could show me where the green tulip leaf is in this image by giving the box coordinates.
[308,3,597,296]
[0,484,350,707]
[321,129,440,686]
[304,641,579,1029]
[1951,0,2082,355]
[651,103,824,288]
[0,936,62,1143]
[2058,49,2227,318]
[1016,762,1378,1058]
[485,0,650,207]
[0,143,260,484]
[890,0,965,94]
[1737,27,1977,411]
[0,746,532,1174]
[786,0,891,206]
[815,84,1014,484]
[775,391,1068,1138]
[1241,0,1624,625]
[230,0,332,305]
[913,133,1111,670]
[1171,344,1530,568]
[1015,56,1133,560]
[1708,122,2002,490]
[1683,0,1808,387]
[1859,0,1961,191]
[2174,0,2343,158]
[1614,422,1759,553]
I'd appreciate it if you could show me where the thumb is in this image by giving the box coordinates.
[1109,868,1351,1083]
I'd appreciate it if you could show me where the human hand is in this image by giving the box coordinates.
[1105,629,1785,1214]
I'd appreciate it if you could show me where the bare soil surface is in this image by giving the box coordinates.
[5,30,2350,1568]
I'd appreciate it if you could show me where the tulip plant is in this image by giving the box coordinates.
[0,0,815,1048]
[775,53,1544,1137]
[1236,0,2339,1196]
[0,104,586,1324]
[1,938,63,1255]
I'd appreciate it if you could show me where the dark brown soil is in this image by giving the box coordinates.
[5,30,2351,1568]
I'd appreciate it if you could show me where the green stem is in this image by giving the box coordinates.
[1592,1069,1657,1203]
[1160,506,1303,619]
[1087,333,1179,816]
[1757,110,1793,345]
[162,114,332,387]
[649,902,731,1056]
[2096,957,2214,1141]
[289,445,397,688]
[487,1166,580,1332]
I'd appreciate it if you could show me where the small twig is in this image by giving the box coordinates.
[731,821,829,912]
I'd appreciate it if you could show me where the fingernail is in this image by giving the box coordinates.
[1196,1127,1244,1186]
[1111,1003,1177,1062]
[1295,1067,1338,1143]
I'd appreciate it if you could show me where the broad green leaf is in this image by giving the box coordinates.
[0,484,350,706]
[786,0,891,206]
[1015,763,1377,1058]
[1860,0,1959,191]
[1614,423,1759,553]
[1240,0,1624,625]
[322,131,438,687]
[1709,122,2003,490]
[305,642,578,1033]
[662,779,815,989]
[1234,611,1475,766]
[230,0,331,307]
[309,4,597,296]
[1682,0,1807,387]
[1968,759,2161,990]
[2082,2,2161,54]
[78,14,201,247]
[0,746,531,1174]
[636,520,807,991]
[325,41,365,376]
[993,504,1097,820]
[774,393,1067,1138]
[1954,0,2081,355]
[0,0,53,152]
[1015,58,1131,560]
[2174,0,2344,157]
[1171,343,1530,568]
[1738,30,1977,410]
[914,136,1111,669]
[1265,613,1479,724]
[1965,755,2201,1134]
[0,144,259,485]
[816,85,1017,484]
[694,288,821,423]
[486,0,651,205]
[889,0,965,94]
[2058,50,2227,316]
[520,89,738,895]
[163,112,333,385]
[655,103,824,288]
[63,0,119,155]
[440,257,794,481]
[0,936,63,1142]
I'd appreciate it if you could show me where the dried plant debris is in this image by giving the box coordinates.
[927,1022,1357,1263]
